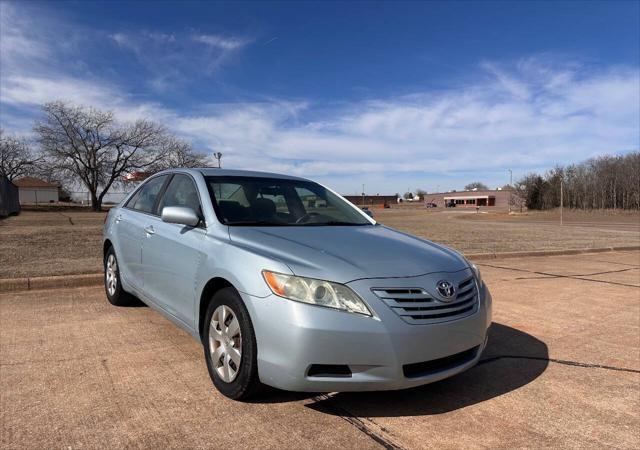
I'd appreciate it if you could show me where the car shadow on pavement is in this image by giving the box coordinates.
[117,295,148,307]
[306,323,549,417]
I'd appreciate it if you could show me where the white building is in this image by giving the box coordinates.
[13,177,59,204]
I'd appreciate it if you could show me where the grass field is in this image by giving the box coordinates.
[374,208,640,253]
[0,211,105,278]
[1,207,638,279]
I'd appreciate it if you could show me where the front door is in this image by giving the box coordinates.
[142,174,207,326]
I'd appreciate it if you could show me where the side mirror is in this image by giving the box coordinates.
[161,206,200,227]
[362,208,374,218]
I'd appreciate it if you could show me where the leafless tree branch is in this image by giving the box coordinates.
[34,101,203,211]
[0,129,42,181]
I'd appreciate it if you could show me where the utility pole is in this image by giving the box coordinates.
[361,184,365,206]
[508,169,513,213]
[214,152,223,168]
[560,178,563,226]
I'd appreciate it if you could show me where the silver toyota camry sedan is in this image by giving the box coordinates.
[103,168,492,400]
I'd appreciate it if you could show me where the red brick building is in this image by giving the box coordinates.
[422,189,513,208]
[343,194,398,208]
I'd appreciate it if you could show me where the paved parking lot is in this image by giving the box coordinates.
[1,251,639,449]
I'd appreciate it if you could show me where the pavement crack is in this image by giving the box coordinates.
[478,355,640,374]
[100,358,128,417]
[311,394,408,450]
[577,268,636,277]
[478,263,640,288]
[477,263,537,273]
[592,259,640,268]
[516,272,640,289]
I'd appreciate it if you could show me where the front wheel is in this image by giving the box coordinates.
[104,247,134,306]
[203,287,262,400]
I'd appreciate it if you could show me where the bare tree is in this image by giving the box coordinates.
[415,188,427,200]
[511,183,527,213]
[516,151,639,211]
[149,135,209,171]
[464,181,489,191]
[34,101,194,211]
[0,129,41,180]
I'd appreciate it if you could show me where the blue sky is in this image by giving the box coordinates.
[1,1,638,194]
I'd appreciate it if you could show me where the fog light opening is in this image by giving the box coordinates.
[307,364,352,378]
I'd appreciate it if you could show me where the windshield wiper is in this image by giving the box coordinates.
[225,220,370,227]
[297,221,369,226]
[225,220,288,226]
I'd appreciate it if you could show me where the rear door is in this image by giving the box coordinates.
[142,174,207,326]
[115,175,169,290]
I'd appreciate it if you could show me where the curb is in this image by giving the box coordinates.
[1,246,639,293]
[466,245,640,261]
[0,273,103,293]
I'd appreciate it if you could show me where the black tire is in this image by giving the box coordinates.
[104,246,134,306]
[203,287,262,400]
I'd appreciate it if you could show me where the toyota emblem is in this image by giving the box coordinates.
[436,280,456,301]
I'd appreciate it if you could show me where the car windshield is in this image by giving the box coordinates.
[205,176,372,226]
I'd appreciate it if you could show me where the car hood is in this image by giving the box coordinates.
[228,225,468,283]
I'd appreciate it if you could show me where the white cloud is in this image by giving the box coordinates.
[109,32,130,47]
[0,3,53,75]
[192,34,249,51]
[480,61,531,100]
[1,76,120,108]
[107,30,251,85]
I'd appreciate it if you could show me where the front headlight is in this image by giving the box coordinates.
[262,270,372,316]
[470,262,482,288]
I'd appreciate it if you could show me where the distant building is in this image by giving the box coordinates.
[422,189,513,208]
[343,194,398,208]
[13,177,59,204]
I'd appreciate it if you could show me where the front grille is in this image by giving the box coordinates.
[372,276,479,325]
[403,346,480,378]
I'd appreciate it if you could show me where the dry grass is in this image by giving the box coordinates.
[374,208,640,253]
[0,211,106,278]
[1,208,638,279]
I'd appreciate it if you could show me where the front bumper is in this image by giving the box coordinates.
[242,272,492,392]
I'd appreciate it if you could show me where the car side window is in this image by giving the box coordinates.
[157,175,202,216]
[126,175,167,214]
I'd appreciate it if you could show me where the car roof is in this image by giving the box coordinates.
[159,168,310,182]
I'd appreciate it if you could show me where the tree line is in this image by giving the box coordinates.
[1,101,207,211]
[516,152,640,210]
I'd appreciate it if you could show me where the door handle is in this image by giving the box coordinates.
[144,225,155,235]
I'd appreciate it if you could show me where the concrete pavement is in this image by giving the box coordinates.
[1,251,638,449]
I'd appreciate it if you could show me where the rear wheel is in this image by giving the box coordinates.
[203,287,261,400]
[104,247,134,306]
